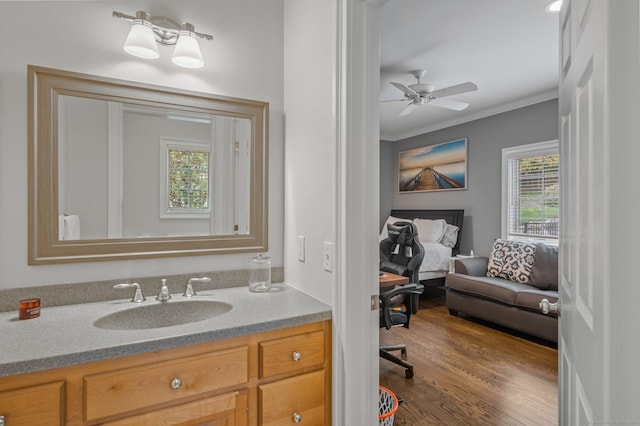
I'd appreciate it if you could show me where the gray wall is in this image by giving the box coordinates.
[380,98,559,256]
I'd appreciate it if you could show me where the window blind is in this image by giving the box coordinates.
[507,151,559,242]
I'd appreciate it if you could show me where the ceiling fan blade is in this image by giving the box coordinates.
[398,103,416,116]
[390,82,419,99]
[429,82,478,99]
[380,99,409,103]
[429,98,470,111]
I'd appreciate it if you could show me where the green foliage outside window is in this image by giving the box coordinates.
[513,153,559,238]
[168,149,209,210]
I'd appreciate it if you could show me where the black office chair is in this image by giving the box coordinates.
[380,283,425,378]
[379,221,425,285]
[379,221,425,378]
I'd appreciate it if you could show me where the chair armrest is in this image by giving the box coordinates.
[454,257,489,276]
[380,261,407,277]
[380,283,425,329]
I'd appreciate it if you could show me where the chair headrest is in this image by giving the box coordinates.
[385,222,419,258]
[386,221,416,246]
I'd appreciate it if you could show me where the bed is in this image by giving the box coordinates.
[380,209,464,283]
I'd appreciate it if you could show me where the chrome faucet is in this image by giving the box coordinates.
[156,278,172,302]
[183,277,211,297]
[113,282,146,303]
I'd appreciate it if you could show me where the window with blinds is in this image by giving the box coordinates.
[502,141,559,245]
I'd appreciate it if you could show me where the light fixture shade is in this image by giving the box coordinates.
[124,22,159,59]
[172,32,204,68]
[545,0,562,13]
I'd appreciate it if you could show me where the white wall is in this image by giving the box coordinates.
[122,112,211,237]
[283,0,336,305]
[0,1,284,288]
[59,96,110,239]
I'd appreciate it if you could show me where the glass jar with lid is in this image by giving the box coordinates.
[248,253,271,292]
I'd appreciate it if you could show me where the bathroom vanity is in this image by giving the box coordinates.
[0,285,331,425]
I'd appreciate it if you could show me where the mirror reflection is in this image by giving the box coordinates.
[28,65,268,264]
[58,96,251,240]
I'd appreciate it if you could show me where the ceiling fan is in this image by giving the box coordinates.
[383,69,478,116]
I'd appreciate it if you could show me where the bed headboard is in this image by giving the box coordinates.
[390,209,465,255]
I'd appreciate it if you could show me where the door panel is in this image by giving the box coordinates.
[558,0,604,423]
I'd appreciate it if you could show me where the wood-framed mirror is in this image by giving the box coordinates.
[28,65,268,264]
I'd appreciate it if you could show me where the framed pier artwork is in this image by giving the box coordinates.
[398,138,467,193]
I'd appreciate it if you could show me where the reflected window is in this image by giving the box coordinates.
[168,148,210,210]
[160,139,211,219]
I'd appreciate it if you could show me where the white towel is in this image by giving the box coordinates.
[58,215,65,240]
[59,215,81,240]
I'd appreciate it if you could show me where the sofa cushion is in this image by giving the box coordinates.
[446,273,536,306]
[486,239,536,284]
[514,288,559,315]
[528,243,559,291]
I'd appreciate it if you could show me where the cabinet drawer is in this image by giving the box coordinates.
[0,381,64,425]
[103,390,247,426]
[259,370,325,425]
[84,346,248,423]
[259,330,325,378]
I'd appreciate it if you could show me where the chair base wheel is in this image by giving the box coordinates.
[380,346,416,379]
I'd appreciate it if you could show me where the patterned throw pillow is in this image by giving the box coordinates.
[486,239,537,284]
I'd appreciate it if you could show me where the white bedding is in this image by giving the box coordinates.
[379,214,458,281]
[419,242,451,272]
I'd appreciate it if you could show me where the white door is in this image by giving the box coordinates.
[558,1,640,423]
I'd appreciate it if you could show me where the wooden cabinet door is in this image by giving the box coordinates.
[103,390,248,426]
[0,381,64,426]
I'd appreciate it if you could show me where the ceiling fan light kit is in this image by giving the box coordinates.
[384,69,478,116]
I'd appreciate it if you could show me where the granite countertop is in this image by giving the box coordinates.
[0,284,331,377]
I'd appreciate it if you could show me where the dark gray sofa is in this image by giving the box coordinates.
[445,243,559,343]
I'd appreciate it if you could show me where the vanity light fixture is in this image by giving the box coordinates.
[544,0,562,13]
[113,10,213,69]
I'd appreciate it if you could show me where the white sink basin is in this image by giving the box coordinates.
[93,300,232,330]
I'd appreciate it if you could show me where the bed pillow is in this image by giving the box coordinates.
[413,218,446,243]
[486,239,537,284]
[379,216,409,241]
[440,224,460,248]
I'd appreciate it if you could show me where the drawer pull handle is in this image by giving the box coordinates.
[292,412,302,423]
[170,377,182,390]
[292,351,302,362]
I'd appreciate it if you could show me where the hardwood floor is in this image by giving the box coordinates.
[379,290,558,425]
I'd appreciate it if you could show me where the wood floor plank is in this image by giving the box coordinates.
[379,292,558,425]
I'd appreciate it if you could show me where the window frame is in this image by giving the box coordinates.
[501,139,559,245]
[159,138,212,220]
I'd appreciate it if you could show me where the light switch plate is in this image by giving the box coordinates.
[297,235,305,262]
[323,241,333,272]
